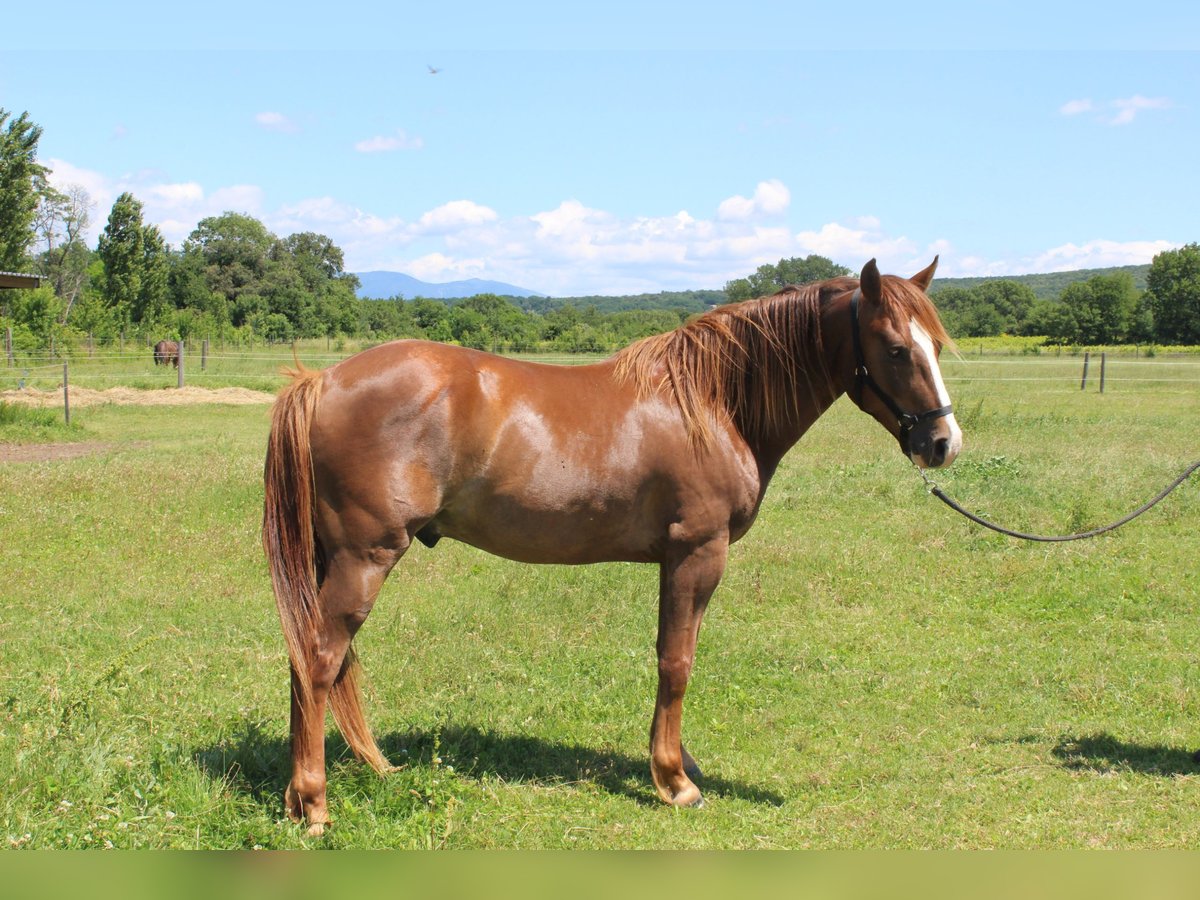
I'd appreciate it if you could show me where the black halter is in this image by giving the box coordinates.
[849,289,953,446]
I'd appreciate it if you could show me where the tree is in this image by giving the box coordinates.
[0,109,46,271]
[1035,302,1079,345]
[6,284,62,344]
[169,248,228,325]
[411,298,452,341]
[971,281,1038,335]
[931,286,1002,337]
[184,212,275,302]
[360,297,417,338]
[1146,243,1200,345]
[725,255,851,301]
[97,192,147,327]
[136,225,170,325]
[1058,272,1139,344]
[277,231,349,289]
[33,183,94,323]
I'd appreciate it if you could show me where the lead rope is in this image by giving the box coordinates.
[916,459,1200,542]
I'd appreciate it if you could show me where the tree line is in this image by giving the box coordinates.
[3,106,1199,354]
[929,256,1200,345]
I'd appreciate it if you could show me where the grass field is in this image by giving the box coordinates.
[1,353,1199,848]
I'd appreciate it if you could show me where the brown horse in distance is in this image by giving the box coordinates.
[153,340,179,368]
[263,258,962,834]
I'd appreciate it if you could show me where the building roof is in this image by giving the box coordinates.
[0,271,41,289]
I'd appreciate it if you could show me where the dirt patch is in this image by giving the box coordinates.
[0,441,123,463]
[0,385,276,409]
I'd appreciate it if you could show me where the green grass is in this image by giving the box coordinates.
[0,400,84,443]
[1,362,1199,848]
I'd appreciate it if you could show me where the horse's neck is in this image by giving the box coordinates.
[744,388,841,481]
[743,307,849,476]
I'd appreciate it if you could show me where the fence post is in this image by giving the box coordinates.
[201,339,208,371]
[1100,352,1106,394]
[1080,352,1090,390]
[177,341,185,388]
[62,361,70,424]
[5,326,11,366]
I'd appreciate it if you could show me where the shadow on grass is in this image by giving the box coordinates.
[1049,733,1200,776]
[194,721,785,812]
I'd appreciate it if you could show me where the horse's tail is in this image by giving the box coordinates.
[262,364,391,774]
[263,364,325,708]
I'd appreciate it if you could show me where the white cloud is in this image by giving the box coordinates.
[936,238,1179,279]
[44,158,114,211]
[1060,94,1170,126]
[795,221,918,266]
[531,199,610,238]
[1107,94,1170,126]
[146,182,205,206]
[407,252,486,281]
[1031,238,1177,271]
[354,129,424,152]
[717,179,790,221]
[255,111,299,133]
[1059,98,1093,116]
[42,158,267,246]
[416,200,499,234]
[43,160,1177,297]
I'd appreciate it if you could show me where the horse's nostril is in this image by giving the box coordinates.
[931,437,951,466]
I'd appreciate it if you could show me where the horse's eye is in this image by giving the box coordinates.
[888,346,906,360]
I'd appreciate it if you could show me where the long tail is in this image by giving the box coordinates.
[262,364,390,773]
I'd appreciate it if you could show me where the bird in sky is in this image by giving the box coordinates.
[427,65,441,75]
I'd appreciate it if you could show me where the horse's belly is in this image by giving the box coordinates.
[431,485,661,565]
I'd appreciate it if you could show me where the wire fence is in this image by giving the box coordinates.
[3,342,1198,425]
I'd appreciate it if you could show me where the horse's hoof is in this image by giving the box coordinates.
[306,822,327,838]
[669,784,705,808]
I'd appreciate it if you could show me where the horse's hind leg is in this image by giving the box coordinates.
[285,546,400,835]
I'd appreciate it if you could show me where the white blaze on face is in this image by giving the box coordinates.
[909,320,963,464]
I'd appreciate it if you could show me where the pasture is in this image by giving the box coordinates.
[1,350,1199,848]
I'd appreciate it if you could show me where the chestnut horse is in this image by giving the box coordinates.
[263,258,961,834]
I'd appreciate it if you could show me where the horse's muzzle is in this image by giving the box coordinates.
[906,419,961,469]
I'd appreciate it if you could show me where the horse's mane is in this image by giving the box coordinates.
[613,277,849,448]
[613,274,950,448]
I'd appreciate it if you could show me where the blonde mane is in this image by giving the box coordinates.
[613,274,950,448]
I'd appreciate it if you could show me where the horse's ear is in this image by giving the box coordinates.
[910,256,939,292]
[860,258,882,303]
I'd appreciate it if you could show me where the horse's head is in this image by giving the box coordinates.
[843,258,962,469]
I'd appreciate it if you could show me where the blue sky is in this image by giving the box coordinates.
[3,2,1197,296]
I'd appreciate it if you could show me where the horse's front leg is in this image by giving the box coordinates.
[649,536,727,807]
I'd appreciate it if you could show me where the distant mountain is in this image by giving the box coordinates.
[356,262,1155,307]
[930,264,1151,301]
[354,271,545,300]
